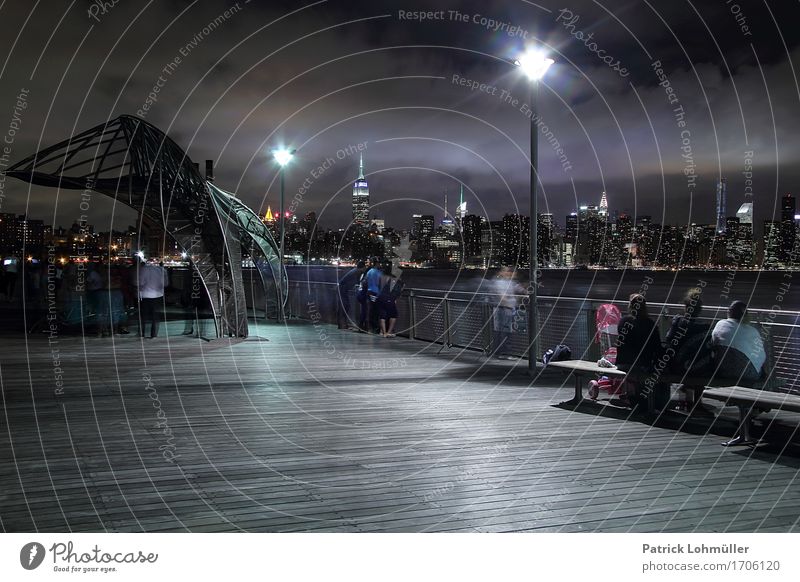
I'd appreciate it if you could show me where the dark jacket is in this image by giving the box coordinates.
[338,267,362,290]
[616,314,661,372]
[663,315,713,374]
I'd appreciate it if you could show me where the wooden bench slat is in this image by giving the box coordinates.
[703,386,800,413]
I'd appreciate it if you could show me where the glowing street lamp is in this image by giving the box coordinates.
[515,48,553,375]
[273,148,294,167]
[272,147,296,322]
[514,50,554,81]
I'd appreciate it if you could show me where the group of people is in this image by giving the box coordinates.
[338,257,404,337]
[614,288,767,408]
[20,257,171,339]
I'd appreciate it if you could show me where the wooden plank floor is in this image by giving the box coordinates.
[2,319,800,533]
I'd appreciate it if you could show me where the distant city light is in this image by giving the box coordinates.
[181,251,188,259]
[273,148,295,167]
[136,250,145,259]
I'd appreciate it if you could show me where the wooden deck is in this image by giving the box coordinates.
[2,319,800,533]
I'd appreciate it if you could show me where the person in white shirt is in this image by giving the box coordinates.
[135,260,169,338]
[2,255,20,301]
[711,300,766,382]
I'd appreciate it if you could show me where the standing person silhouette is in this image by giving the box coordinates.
[135,259,169,338]
[337,260,366,330]
[364,256,383,334]
[490,267,524,360]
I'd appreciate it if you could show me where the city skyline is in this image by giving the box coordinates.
[6,185,795,271]
[15,148,800,234]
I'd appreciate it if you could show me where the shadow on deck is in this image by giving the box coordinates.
[1,320,799,533]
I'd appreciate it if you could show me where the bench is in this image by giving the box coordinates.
[546,360,627,405]
[549,358,786,415]
[547,360,716,412]
[702,386,800,447]
[658,372,784,397]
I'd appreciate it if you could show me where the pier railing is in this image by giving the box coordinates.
[285,279,800,395]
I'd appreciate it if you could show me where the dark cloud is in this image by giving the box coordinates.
[1,0,799,232]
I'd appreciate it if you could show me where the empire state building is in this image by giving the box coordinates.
[352,154,369,225]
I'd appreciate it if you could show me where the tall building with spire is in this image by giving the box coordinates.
[456,184,467,224]
[441,189,455,234]
[715,178,727,234]
[599,191,608,217]
[352,154,369,225]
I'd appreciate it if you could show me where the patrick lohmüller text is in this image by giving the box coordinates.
[643,543,749,554]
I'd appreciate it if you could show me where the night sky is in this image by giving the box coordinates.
[1,0,799,232]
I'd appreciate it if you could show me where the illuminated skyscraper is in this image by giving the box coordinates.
[456,184,467,224]
[599,191,608,217]
[781,193,796,264]
[736,202,753,225]
[763,220,781,268]
[538,213,554,265]
[715,178,727,234]
[441,190,456,234]
[352,154,369,225]
[461,214,482,260]
[411,214,435,262]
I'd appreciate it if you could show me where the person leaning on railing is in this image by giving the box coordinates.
[711,300,766,384]
[337,260,366,330]
[364,256,383,334]
[377,260,404,338]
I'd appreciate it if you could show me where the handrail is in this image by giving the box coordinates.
[287,280,800,318]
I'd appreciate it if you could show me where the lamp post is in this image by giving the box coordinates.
[273,147,295,323]
[515,49,554,374]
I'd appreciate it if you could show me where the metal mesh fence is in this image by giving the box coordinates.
[447,299,490,351]
[281,280,799,395]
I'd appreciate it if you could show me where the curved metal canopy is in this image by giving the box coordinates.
[6,114,286,337]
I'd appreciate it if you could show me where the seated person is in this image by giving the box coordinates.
[664,287,713,376]
[616,293,662,407]
[711,300,765,383]
[616,293,662,373]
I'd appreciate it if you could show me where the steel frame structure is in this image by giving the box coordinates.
[6,114,286,338]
